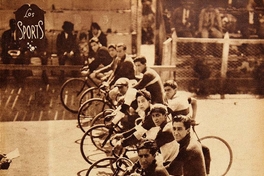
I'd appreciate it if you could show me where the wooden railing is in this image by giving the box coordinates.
[0,64,177,82]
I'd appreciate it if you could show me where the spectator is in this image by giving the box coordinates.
[167,115,207,176]
[107,43,117,59]
[197,2,223,56]
[88,22,107,47]
[56,21,79,82]
[197,3,223,38]
[133,56,165,104]
[238,4,261,39]
[78,32,89,65]
[126,139,170,176]
[88,22,107,58]
[1,19,20,84]
[237,4,264,55]
[1,18,33,85]
[171,0,197,37]
[142,0,155,44]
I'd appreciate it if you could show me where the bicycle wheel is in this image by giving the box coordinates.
[90,109,115,127]
[86,157,134,176]
[79,87,105,106]
[86,157,117,176]
[80,124,113,164]
[77,98,112,133]
[60,78,87,113]
[200,136,233,176]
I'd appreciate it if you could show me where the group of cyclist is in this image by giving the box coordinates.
[81,38,209,176]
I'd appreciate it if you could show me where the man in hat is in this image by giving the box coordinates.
[56,21,78,81]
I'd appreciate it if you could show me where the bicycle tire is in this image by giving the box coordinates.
[79,86,105,106]
[80,124,113,164]
[200,135,233,176]
[90,109,115,127]
[86,157,117,176]
[77,98,112,133]
[60,78,87,113]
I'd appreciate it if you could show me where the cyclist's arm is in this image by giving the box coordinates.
[133,72,153,89]
[94,62,112,74]
[121,117,154,147]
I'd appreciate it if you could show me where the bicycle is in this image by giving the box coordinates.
[192,123,233,176]
[85,138,137,176]
[60,67,100,114]
[80,112,141,165]
[80,113,122,165]
[77,84,118,133]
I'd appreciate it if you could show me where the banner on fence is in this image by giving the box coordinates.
[14,4,46,52]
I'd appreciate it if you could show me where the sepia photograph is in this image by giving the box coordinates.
[0,0,264,175]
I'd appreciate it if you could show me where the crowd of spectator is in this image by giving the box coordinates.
[163,0,264,39]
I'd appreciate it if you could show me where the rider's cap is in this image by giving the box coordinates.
[150,103,168,114]
[136,89,151,101]
[137,139,158,155]
[114,77,129,88]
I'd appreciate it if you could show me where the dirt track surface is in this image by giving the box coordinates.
[0,78,264,175]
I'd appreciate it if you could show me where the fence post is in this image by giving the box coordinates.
[171,31,177,80]
[161,38,172,80]
[220,32,230,99]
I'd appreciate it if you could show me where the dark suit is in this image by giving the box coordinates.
[238,11,260,39]
[171,7,197,37]
[88,46,113,73]
[198,8,223,38]
[56,31,79,65]
[167,133,207,176]
[1,29,20,64]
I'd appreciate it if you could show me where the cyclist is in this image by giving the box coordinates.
[108,77,139,130]
[113,103,179,166]
[92,43,117,82]
[133,56,165,104]
[126,139,170,176]
[82,37,113,85]
[167,115,207,176]
[105,43,136,87]
[163,80,197,122]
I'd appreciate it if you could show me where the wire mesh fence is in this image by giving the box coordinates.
[163,34,264,95]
